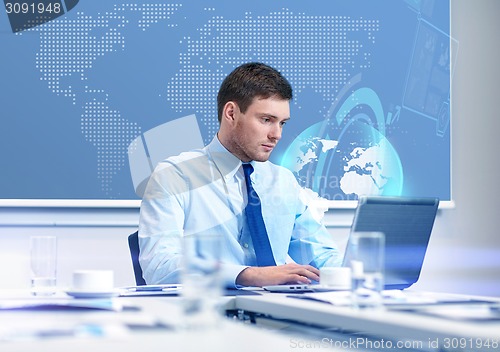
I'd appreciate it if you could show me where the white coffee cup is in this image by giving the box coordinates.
[72,270,114,292]
[320,267,352,289]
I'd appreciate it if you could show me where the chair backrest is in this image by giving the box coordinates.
[128,231,147,286]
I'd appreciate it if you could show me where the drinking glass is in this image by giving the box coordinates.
[30,236,57,296]
[181,233,222,329]
[348,232,385,309]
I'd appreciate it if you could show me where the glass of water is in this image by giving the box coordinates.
[30,236,57,296]
[348,231,385,309]
[181,233,222,329]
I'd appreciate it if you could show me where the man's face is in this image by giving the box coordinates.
[229,96,290,162]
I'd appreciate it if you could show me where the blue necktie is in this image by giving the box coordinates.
[243,163,276,266]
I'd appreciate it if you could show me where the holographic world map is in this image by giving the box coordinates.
[0,0,454,202]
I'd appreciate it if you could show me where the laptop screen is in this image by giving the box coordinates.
[343,196,439,290]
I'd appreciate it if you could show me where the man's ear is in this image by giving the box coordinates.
[222,101,238,124]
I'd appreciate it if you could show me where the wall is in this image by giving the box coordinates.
[412,0,500,296]
[0,0,499,295]
[0,208,139,289]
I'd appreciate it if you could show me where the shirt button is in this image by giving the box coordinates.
[243,243,249,248]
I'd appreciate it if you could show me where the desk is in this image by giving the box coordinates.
[234,292,500,351]
[1,289,499,352]
[0,291,320,352]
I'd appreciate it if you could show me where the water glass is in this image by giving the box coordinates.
[30,236,57,296]
[181,233,222,329]
[348,232,385,309]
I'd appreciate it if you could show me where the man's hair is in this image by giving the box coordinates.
[217,62,293,123]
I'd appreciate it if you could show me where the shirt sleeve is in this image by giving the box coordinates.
[287,175,342,268]
[138,159,249,288]
[138,162,186,284]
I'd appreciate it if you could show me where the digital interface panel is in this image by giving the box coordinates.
[0,0,455,203]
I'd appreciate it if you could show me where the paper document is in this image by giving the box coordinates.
[398,303,500,322]
[288,290,482,307]
[0,298,123,311]
[119,284,182,297]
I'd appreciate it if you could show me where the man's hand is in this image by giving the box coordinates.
[235,263,320,287]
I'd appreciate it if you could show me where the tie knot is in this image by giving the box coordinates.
[242,163,254,178]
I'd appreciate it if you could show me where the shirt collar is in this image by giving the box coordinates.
[207,135,242,181]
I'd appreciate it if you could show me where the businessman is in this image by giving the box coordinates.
[139,62,341,287]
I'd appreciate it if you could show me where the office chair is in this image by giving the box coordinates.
[128,231,147,286]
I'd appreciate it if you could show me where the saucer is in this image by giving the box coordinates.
[312,284,351,292]
[65,289,120,299]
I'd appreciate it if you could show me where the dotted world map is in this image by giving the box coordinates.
[5,1,451,201]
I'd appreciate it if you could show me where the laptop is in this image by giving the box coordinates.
[264,196,439,292]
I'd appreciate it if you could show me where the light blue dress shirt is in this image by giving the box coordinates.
[138,135,341,287]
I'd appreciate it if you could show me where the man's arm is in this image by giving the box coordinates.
[138,163,187,284]
[288,187,342,269]
[235,263,320,287]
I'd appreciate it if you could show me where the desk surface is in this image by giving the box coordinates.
[0,290,300,352]
[1,289,499,352]
[235,292,500,349]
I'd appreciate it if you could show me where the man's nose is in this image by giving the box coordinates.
[269,124,282,141]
